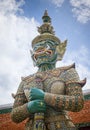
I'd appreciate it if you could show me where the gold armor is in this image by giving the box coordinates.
[11,10,86,130]
[11,64,86,130]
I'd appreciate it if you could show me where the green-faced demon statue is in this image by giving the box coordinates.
[11,10,86,130]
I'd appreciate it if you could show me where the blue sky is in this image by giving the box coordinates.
[0,0,90,105]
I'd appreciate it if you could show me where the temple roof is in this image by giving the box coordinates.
[69,100,90,124]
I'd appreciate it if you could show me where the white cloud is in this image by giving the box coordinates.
[49,0,65,7]
[49,0,90,23]
[70,0,90,23]
[0,0,39,105]
[0,0,25,15]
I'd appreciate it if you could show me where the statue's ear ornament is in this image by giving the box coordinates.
[56,39,67,61]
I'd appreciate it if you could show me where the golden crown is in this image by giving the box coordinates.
[32,10,61,47]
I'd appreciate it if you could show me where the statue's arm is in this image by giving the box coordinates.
[44,68,86,112]
[11,81,30,123]
[44,83,84,112]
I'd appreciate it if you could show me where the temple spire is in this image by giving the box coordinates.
[38,10,54,34]
[42,10,51,23]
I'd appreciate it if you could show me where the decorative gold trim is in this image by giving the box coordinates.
[57,63,75,70]
[45,115,70,123]
[66,78,86,87]
[32,33,61,47]
[21,63,76,82]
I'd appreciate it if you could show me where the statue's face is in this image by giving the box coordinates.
[31,40,57,67]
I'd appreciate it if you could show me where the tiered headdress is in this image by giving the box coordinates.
[32,10,67,61]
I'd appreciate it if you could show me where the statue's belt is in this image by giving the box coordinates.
[30,114,72,123]
[45,115,67,123]
[27,115,75,129]
[44,115,75,129]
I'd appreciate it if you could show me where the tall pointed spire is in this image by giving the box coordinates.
[32,10,61,47]
[42,10,51,23]
[38,10,54,35]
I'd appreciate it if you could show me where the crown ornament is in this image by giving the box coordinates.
[32,10,67,61]
[38,10,54,35]
[32,10,61,47]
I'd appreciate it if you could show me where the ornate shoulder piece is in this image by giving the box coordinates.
[48,63,75,78]
[59,63,75,71]
[78,78,86,87]
[21,74,35,83]
[66,78,86,87]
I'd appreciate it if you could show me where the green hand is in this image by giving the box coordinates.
[27,99,46,114]
[30,88,45,100]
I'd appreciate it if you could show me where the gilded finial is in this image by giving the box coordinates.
[42,10,51,23]
[44,10,48,16]
[38,10,54,34]
[32,10,61,47]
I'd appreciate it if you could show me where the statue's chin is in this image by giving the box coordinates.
[35,58,56,67]
[35,59,51,67]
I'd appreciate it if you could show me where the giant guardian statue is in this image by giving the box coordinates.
[11,10,86,130]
